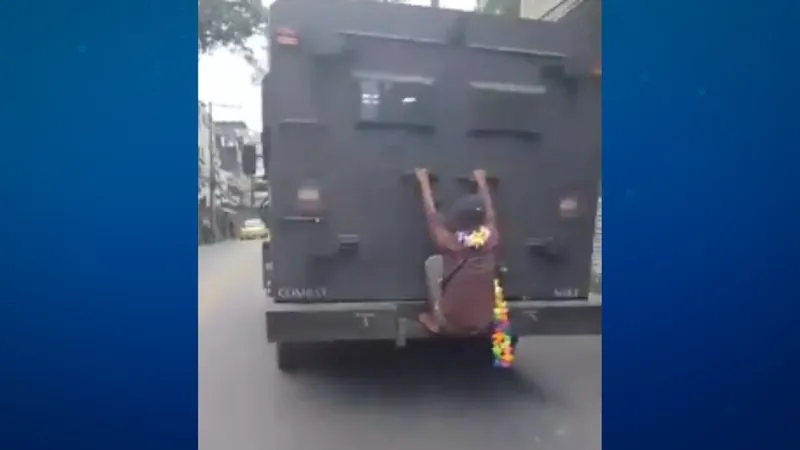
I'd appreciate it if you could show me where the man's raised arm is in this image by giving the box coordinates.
[415,168,457,250]
[473,169,496,229]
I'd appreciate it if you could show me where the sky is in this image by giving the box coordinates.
[198,0,479,132]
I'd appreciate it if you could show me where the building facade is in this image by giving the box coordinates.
[213,121,264,208]
[199,102,242,242]
[198,101,213,209]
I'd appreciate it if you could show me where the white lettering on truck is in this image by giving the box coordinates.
[277,287,328,299]
[355,312,376,328]
[554,288,579,298]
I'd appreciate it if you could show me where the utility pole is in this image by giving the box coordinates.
[203,100,243,242]
[250,176,256,207]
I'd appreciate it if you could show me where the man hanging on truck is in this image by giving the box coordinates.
[414,168,500,335]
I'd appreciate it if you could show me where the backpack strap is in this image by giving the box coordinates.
[440,257,472,293]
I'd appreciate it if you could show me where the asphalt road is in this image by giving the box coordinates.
[199,240,601,450]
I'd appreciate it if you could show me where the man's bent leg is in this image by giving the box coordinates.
[422,255,447,331]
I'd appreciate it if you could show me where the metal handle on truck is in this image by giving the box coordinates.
[401,171,440,184]
[456,174,500,189]
[308,234,361,261]
[281,216,324,223]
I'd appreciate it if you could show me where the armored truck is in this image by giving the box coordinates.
[261,0,601,371]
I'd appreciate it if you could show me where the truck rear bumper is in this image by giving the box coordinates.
[266,298,601,346]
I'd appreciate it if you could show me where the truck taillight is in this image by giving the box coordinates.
[296,182,322,214]
[298,186,319,202]
[559,195,580,218]
[275,27,299,46]
[591,58,602,77]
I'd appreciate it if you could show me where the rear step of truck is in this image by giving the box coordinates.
[265,298,601,345]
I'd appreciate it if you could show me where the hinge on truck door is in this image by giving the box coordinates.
[314,234,360,259]
[526,237,563,261]
[336,234,359,252]
[298,231,362,261]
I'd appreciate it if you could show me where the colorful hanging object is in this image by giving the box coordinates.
[491,278,514,368]
[455,225,491,249]
[455,226,515,368]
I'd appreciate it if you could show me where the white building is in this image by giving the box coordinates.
[214,121,264,208]
[520,0,581,21]
[198,102,230,211]
[198,101,214,208]
[476,0,587,21]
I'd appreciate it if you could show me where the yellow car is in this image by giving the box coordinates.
[239,218,270,241]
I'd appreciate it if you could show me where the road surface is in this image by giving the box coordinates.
[199,240,601,450]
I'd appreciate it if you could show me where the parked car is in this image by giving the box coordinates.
[239,218,270,241]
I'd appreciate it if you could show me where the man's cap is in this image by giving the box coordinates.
[452,194,486,220]
[451,194,485,216]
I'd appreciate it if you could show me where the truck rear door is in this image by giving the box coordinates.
[265,1,600,303]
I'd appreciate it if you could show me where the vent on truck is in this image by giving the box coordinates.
[354,71,436,133]
[469,81,546,139]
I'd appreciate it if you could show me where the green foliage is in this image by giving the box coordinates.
[198,0,269,61]
[198,0,415,77]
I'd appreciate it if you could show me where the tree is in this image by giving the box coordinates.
[198,0,415,79]
[198,0,414,59]
[198,0,269,70]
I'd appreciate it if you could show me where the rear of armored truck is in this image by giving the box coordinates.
[261,0,601,370]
